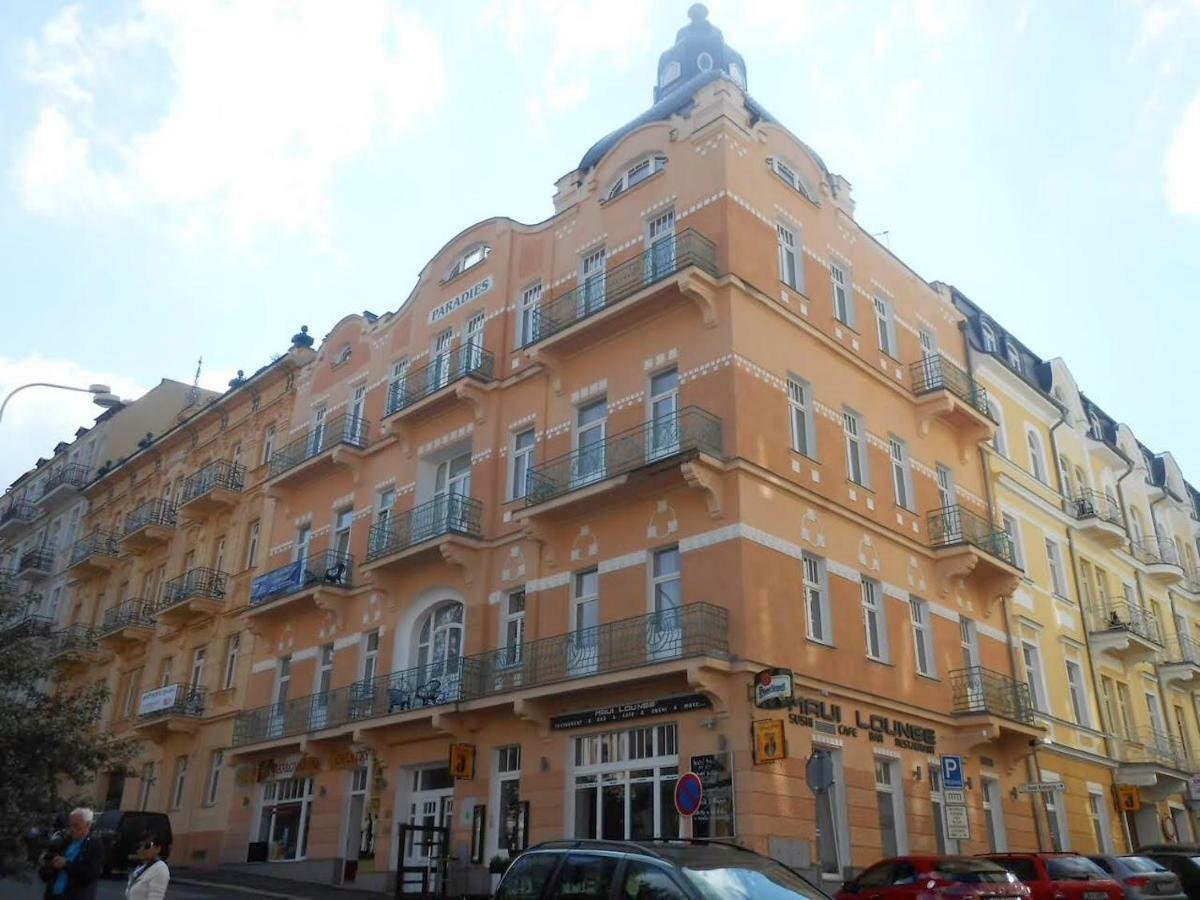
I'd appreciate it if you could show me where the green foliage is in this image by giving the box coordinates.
[0,626,136,877]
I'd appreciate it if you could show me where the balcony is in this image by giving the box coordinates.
[910,355,996,461]
[364,495,483,571]
[524,230,721,357]
[120,499,176,553]
[1131,537,1184,587]
[98,599,157,649]
[947,666,1043,753]
[178,459,244,519]
[927,505,1022,610]
[1064,489,1126,547]
[49,624,105,669]
[1,614,55,640]
[1086,600,1163,664]
[0,499,41,538]
[135,683,206,738]
[383,344,494,430]
[16,547,55,581]
[38,463,91,511]
[519,407,724,519]
[157,567,227,626]
[232,602,730,749]
[1115,727,1193,799]
[1160,636,1200,688]
[68,530,121,575]
[245,549,355,620]
[266,413,370,489]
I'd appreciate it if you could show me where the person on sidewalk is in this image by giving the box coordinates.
[125,834,170,900]
[37,808,104,900]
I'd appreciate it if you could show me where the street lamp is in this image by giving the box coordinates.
[0,382,122,425]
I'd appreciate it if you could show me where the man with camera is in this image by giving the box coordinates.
[38,808,104,899]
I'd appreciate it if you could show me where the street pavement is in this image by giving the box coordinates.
[0,874,231,898]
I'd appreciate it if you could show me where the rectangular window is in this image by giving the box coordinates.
[889,437,914,511]
[502,590,525,667]
[1115,681,1135,739]
[910,597,936,677]
[803,553,831,644]
[190,646,207,689]
[831,263,854,326]
[1079,559,1094,606]
[245,519,261,569]
[1044,789,1068,851]
[929,766,958,855]
[1088,791,1113,853]
[861,578,888,662]
[777,224,799,289]
[261,425,276,466]
[1046,539,1067,597]
[787,376,816,458]
[139,762,156,811]
[511,429,536,500]
[575,399,608,485]
[124,667,143,718]
[333,508,353,558]
[982,777,1007,852]
[388,359,409,409]
[1022,641,1047,712]
[571,569,600,675]
[843,409,868,486]
[519,282,543,346]
[205,749,225,806]
[1065,659,1090,726]
[571,724,679,841]
[1002,513,1024,568]
[936,464,956,508]
[1175,705,1191,758]
[874,757,906,857]
[223,633,241,690]
[919,328,937,359]
[497,745,524,852]
[170,755,188,810]
[873,297,896,357]
[362,631,379,684]
[960,617,980,669]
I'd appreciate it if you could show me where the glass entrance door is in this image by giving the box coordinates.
[400,766,454,895]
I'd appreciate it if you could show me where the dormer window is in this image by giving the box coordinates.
[605,154,667,202]
[980,322,998,353]
[1005,341,1022,373]
[729,61,745,88]
[697,51,713,71]
[660,60,681,88]
[769,157,818,204]
[445,243,490,282]
[1088,412,1103,439]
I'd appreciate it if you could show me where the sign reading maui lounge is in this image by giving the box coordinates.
[429,276,493,324]
[551,694,712,730]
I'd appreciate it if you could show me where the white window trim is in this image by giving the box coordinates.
[874,296,898,358]
[509,428,537,501]
[982,776,1008,852]
[803,553,832,645]
[777,223,801,290]
[1065,657,1092,727]
[787,375,816,459]
[604,154,668,202]
[861,578,890,663]
[889,436,914,512]
[843,409,869,487]
[768,157,818,204]
[1026,427,1048,483]
[874,756,909,856]
[910,597,936,677]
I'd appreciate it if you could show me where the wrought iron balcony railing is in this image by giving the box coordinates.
[1116,726,1191,771]
[138,683,206,721]
[1132,536,1182,569]
[160,567,227,610]
[50,624,98,657]
[17,547,55,574]
[250,549,353,607]
[366,494,483,562]
[123,499,176,537]
[1162,635,1200,666]
[1064,489,1125,528]
[525,407,723,507]
[949,666,1036,724]
[2,614,55,639]
[232,602,729,747]
[70,530,120,566]
[1,499,40,528]
[268,413,370,479]
[43,463,92,496]
[927,504,1018,568]
[910,354,992,419]
[179,459,245,505]
[385,344,494,416]
[100,599,156,635]
[1086,600,1163,645]
[526,230,719,346]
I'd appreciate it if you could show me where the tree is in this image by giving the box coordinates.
[0,614,136,877]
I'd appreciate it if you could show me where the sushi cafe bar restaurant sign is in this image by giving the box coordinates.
[754,668,937,754]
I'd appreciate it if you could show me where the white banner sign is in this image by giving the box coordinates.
[138,684,180,716]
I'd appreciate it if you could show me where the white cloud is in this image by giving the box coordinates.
[13,1,446,248]
[1165,92,1200,215]
[0,355,147,489]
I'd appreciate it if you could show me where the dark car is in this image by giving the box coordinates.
[1087,854,1186,900]
[494,839,831,900]
[838,856,1028,900]
[92,810,172,874]
[1137,849,1200,900]
[980,853,1122,900]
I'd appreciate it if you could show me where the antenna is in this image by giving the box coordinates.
[187,356,203,407]
[872,230,891,248]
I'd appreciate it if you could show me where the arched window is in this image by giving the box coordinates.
[981,322,998,353]
[445,243,490,282]
[728,61,745,88]
[768,157,817,204]
[1027,429,1046,483]
[1058,455,1073,498]
[605,154,667,201]
[416,600,464,680]
[697,51,713,71]
[1088,412,1103,440]
[1005,341,1022,373]
[659,60,681,88]
[1129,507,1145,546]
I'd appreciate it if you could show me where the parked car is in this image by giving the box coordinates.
[980,853,1122,900]
[1087,854,1185,900]
[838,856,1028,900]
[92,810,172,875]
[1136,849,1200,900]
[494,838,831,900]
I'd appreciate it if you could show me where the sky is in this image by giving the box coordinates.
[0,0,1198,490]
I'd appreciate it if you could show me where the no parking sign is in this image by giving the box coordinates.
[674,772,704,817]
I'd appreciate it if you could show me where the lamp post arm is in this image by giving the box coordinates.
[0,382,99,425]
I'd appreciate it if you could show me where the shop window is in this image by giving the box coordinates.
[258,776,315,861]
[572,724,679,841]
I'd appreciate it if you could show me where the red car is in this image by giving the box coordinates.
[838,856,1031,900]
[979,853,1123,900]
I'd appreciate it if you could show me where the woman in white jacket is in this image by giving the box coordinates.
[125,834,170,900]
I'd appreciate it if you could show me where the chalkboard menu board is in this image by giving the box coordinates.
[690,752,735,837]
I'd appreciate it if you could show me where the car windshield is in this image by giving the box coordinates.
[1047,858,1107,880]
[933,860,1015,884]
[681,860,827,900]
[1120,857,1168,874]
[96,812,120,829]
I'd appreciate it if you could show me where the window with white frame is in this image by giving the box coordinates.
[387,359,409,411]
[258,776,315,861]
[502,590,525,667]
[844,409,868,486]
[244,519,260,569]
[936,463,956,508]
[497,745,525,852]
[982,777,1007,851]
[861,578,888,662]
[1088,790,1113,853]
[874,757,907,857]
[919,328,937,359]
[605,154,667,201]
[222,634,240,690]
[1022,640,1048,712]
[1027,430,1047,482]
[445,243,490,281]
[1043,786,1069,851]
[205,749,224,806]
[874,297,897,357]
[803,553,831,644]
[139,761,156,811]
[1005,341,1022,373]
[1003,513,1024,568]
[170,755,188,810]
[571,724,680,840]
[261,425,276,466]
[777,224,800,289]
[831,263,854,326]
[769,158,817,203]
[981,322,998,353]
[518,282,543,346]
[929,766,958,854]
[361,630,379,684]
[510,429,536,500]
[1065,658,1091,726]
[991,403,1009,457]
[787,376,816,458]
[910,597,936,676]
[889,437,914,511]
[1046,539,1068,597]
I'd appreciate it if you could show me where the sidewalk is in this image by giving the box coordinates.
[172,867,390,899]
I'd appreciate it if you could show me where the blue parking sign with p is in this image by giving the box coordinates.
[941,755,964,790]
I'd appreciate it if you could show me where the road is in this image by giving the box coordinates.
[0,874,229,899]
